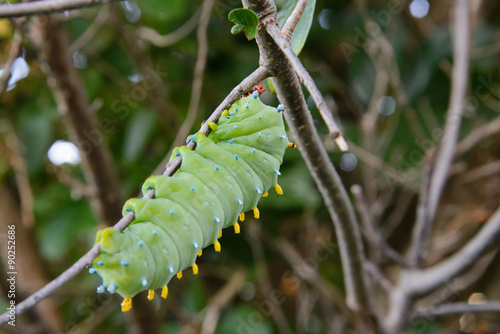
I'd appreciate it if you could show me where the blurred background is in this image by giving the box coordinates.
[0,0,500,333]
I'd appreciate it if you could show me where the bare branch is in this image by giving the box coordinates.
[69,4,110,53]
[200,271,247,334]
[0,24,23,96]
[455,115,500,156]
[403,207,500,297]
[414,301,500,318]
[409,0,471,266]
[137,7,201,47]
[264,22,348,151]
[30,16,123,226]
[281,0,308,39]
[0,0,119,18]
[351,185,408,268]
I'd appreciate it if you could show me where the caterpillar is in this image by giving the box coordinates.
[88,87,295,312]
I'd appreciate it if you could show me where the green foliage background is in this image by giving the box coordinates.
[1,0,500,333]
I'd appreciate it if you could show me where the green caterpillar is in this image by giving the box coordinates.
[89,90,292,312]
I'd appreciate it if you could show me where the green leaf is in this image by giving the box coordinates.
[277,0,316,55]
[228,8,259,41]
[123,109,157,162]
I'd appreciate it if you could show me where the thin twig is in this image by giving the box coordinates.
[137,7,201,47]
[281,0,307,39]
[0,25,23,96]
[0,121,35,228]
[248,5,369,320]
[155,0,213,171]
[403,207,500,297]
[30,15,123,227]
[351,185,408,268]
[0,65,271,327]
[69,4,110,53]
[414,302,500,318]
[200,271,247,334]
[0,0,119,18]
[265,23,348,151]
[455,115,500,156]
[409,0,471,267]
[247,221,294,334]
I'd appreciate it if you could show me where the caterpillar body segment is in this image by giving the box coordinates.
[91,95,288,310]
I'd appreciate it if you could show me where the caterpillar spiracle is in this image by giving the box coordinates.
[89,88,294,312]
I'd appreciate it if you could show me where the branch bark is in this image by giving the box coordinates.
[30,16,123,227]
[0,0,119,18]
[408,0,472,267]
[243,1,371,326]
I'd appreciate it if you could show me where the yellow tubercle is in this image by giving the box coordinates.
[192,263,199,275]
[239,212,245,222]
[262,192,268,198]
[221,110,229,117]
[198,249,203,257]
[121,297,132,312]
[177,271,183,279]
[275,184,283,195]
[214,240,221,252]
[147,290,155,301]
[161,286,168,299]
[206,121,218,131]
[253,207,260,219]
[218,230,222,239]
[234,222,240,234]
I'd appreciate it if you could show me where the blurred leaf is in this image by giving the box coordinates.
[228,8,259,40]
[123,109,157,162]
[216,305,274,334]
[182,279,206,313]
[38,194,95,261]
[277,0,316,55]
[20,112,52,172]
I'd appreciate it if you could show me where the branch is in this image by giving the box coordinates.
[408,0,471,266]
[414,302,500,318]
[351,185,408,268]
[161,0,213,166]
[0,65,271,327]
[243,1,369,317]
[264,22,348,151]
[137,7,201,47]
[0,0,119,18]
[30,16,123,226]
[403,207,500,297]
[281,0,307,39]
[455,115,500,156]
[0,24,23,96]
[200,271,247,334]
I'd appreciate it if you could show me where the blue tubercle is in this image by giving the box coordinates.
[191,186,195,191]
[138,240,143,247]
[152,230,157,236]
[120,260,129,267]
[107,284,117,294]
[141,279,148,287]
[252,91,259,98]
[237,198,243,205]
[274,169,281,175]
[97,285,106,294]
[169,210,174,215]
[168,266,174,273]
[96,261,103,266]
[193,241,199,248]
[146,185,153,190]
[234,154,238,160]
[89,268,97,274]
[277,104,285,112]
[214,216,221,223]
